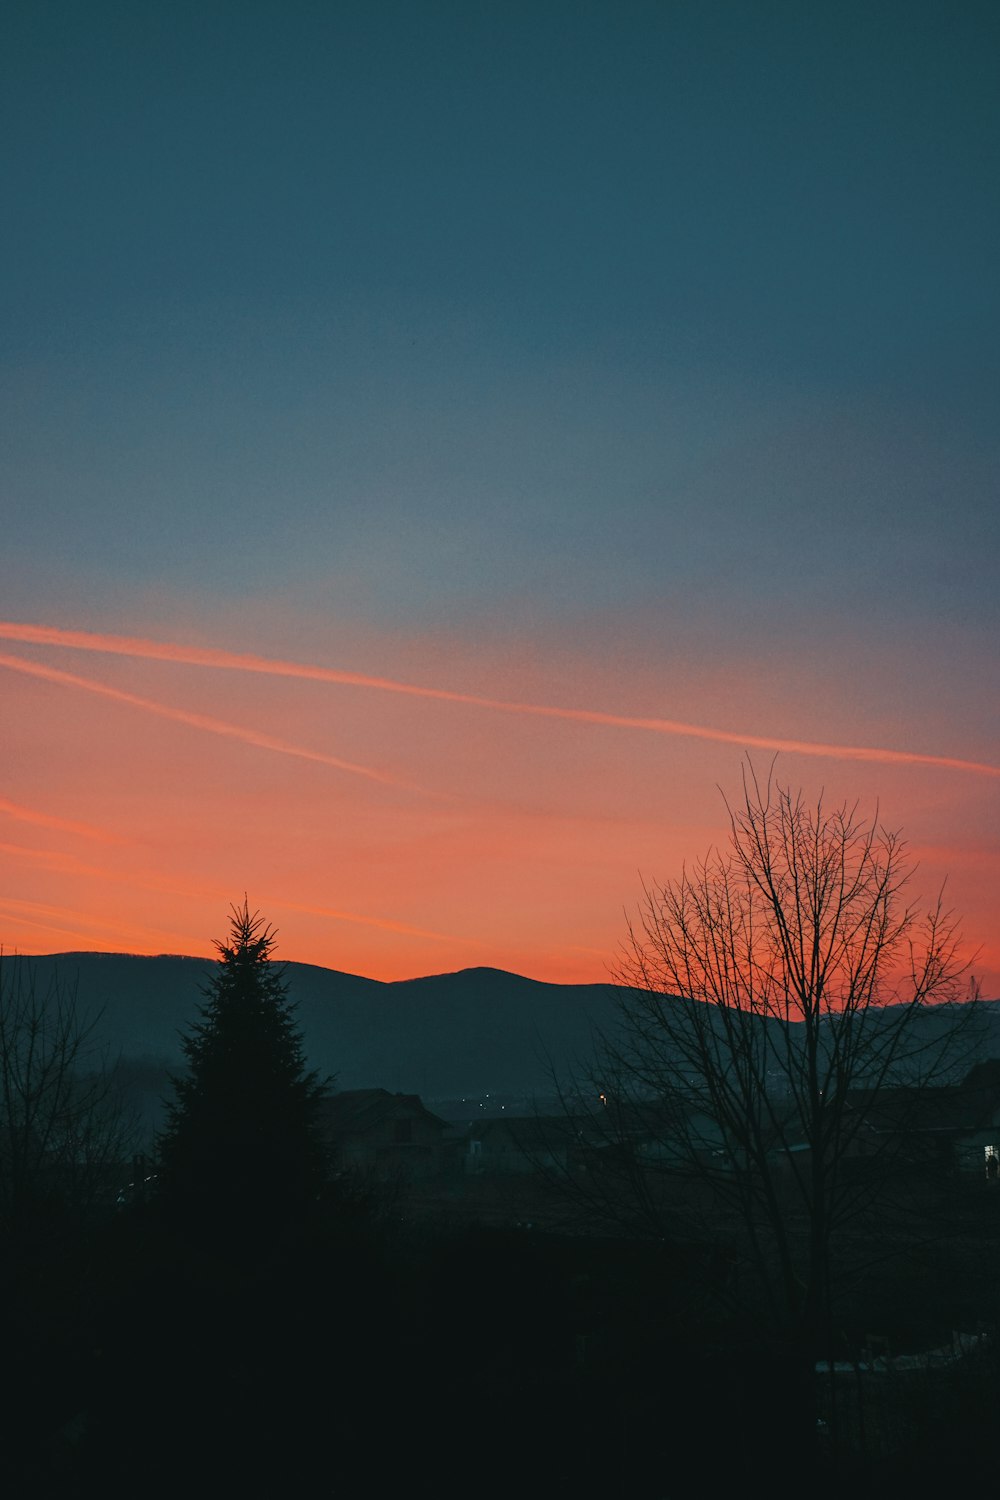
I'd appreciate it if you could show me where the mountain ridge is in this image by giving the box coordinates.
[15,952,998,1145]
[16,950,620,1099]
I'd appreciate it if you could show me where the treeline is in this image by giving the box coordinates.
[2,905,999,1494]
[0,908,733,1492]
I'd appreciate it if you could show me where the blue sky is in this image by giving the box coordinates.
[2,1,998,984]
[4,1,998,625]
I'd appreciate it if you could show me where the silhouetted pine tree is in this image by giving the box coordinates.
[156,900,330,1234]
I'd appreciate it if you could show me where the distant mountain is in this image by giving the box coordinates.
[19,952,1000,1147]
[19,951,622,1104]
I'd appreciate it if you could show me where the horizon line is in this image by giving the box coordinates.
[10,946,997,1002]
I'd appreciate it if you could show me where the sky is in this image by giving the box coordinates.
[1,0,998,992]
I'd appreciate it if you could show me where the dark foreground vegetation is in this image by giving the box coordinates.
[2,855,996,1497]
[3,1163,1000,1497]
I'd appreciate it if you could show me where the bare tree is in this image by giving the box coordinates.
[0,950,135,1236]
[554,764,981,1364]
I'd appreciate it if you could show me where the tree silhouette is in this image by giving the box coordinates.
[547,762,981,1475]
[86,910,386,1490]
[0,950,135,1239]
[0,953,135,1491]
[156,900,330,1236]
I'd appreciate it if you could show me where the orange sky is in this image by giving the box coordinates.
[2,9,997,1024]
[2,616,996,996]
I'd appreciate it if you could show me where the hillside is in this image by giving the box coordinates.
[18,952,999,1145]
[19,951,621,1107]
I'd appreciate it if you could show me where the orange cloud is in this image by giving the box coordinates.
[0,894,201,953]
[0,651,417,790]
[265,896,476,945]
[0,842,99,875]
[0,796,125,843]
[1,620,996,778]
[0,842,469,946]
[0,909,96,945]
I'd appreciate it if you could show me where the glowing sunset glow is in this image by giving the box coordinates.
[0,796,127,844]
[1,7,996,997]
[2,623,998,780]
[2,618,996,992]
[0,650,419,790]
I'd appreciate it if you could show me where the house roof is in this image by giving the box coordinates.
[844,1080,1000,1135]
[467,1115,596,1151]
[318,1088,447,1136]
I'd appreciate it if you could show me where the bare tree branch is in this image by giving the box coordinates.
[0,950,137,1236]
[550,762,981,1358]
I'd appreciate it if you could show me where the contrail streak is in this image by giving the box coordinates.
[262,896,472,945]
[0,652,415,790]
[0,843,470,945]
[1,620,997,778]
[0,908,90,943]
[0,894,199,951]
[0,796,125,843]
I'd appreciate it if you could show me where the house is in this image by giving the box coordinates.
[464,1115,595,1176]
[459,1095,740,1182]
[569,1096,732,1178]
[841,1065,1000,1177]
[318,1089,448,1180]
[765,1062,1000,1180]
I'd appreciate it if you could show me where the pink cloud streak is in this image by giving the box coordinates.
[0,842,469,946]
[0,796,126,843]
[0,894,200,952]
[0,651,416,790]
[1,620,996,778]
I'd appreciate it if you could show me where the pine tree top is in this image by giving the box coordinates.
[156,900,331,1227]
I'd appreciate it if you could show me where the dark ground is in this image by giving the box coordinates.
[3,1164,1000,1497]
